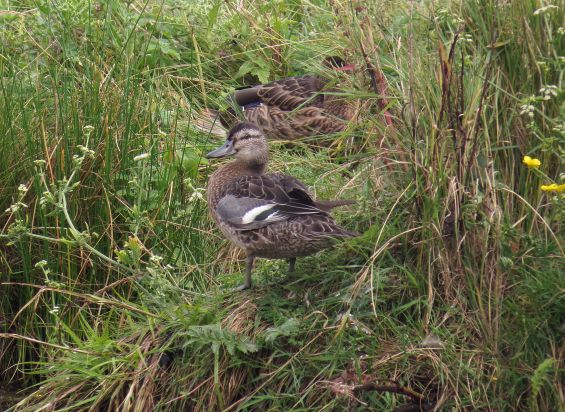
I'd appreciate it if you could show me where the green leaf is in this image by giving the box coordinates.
[264,318,300,343]
[207,0,222,32]
[531,358,556,402]
[235,61,256,79]
[175,149,207,175]
[253,66,270,84]
[184,324,259,356]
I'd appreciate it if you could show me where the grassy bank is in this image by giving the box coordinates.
[1,0,563,410]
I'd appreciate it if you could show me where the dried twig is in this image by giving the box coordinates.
[353,381,425,402]
[0,333,95,355]
[464,29,498,187]
[358,16,394,127]
[328,367,431,408]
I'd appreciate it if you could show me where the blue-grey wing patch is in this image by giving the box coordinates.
[216,195,324,230]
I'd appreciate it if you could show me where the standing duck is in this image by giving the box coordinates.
[198,57,359,141]
[206,122,357,290]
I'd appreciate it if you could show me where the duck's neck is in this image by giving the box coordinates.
[208,159,267,207]
[219,159,267,178]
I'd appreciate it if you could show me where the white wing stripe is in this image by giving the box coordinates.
[241,204,277,224]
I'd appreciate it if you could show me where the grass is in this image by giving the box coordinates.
[0,0,563,410]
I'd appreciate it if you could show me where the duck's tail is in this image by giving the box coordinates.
[331,223,360,238]
[314,199,356,212]
[318,199,360,238]
[193,109,227,138]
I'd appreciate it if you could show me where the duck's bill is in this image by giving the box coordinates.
[334,63,356,71]
[206,140,236,158]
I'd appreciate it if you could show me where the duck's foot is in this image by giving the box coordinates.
[231,283,251,292]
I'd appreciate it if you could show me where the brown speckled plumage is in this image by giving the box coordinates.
[205,60,359,141]
[206,122,357,289]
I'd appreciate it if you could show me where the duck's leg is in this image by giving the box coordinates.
[287,257,296,273]
[233,255,254,291]
[243,255,254,288]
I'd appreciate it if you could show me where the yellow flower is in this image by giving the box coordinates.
[541,184,557,191]
[540,183,565,192]
[522,155,541,168]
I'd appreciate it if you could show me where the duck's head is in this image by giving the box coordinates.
[323,55,356,72]
[206,122,268,167]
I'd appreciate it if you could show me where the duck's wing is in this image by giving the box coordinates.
[234,75,326,111]
[258,76,326,110]
[216,174,326,230]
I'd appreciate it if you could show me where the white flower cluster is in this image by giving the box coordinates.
[461,33,473,43]
[434,8,464,25]
[76,145,95,158]
[552,122,565,134]
[539,85,558,101]
[134,153,150,162]
[149,254,163,265]
[185,178,205,202]
[5,201,27,213]
[520,104,535,118]
[6,183,30,213]
[189,189,205,202]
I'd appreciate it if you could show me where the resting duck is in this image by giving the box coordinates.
[206,122,358,290]
[199,57,359,141]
